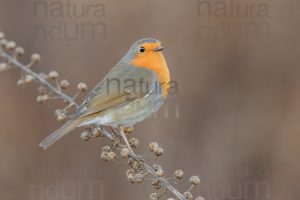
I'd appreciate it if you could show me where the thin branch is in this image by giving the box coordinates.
[98,125,186,199]
[0,47,79,109]
[0,44,188,200]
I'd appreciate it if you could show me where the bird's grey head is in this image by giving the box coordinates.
[124,38,163,61]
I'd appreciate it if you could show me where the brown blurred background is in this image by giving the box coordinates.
[0,0,300,199]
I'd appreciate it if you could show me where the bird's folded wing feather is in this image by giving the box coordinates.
[74,64,157,119]
[77,93,129,118]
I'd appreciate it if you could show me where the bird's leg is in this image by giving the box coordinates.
[118,126,135,156]
[96,125,113,140]
[112,126,144,162]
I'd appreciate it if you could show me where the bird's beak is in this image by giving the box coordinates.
[154,46,164,52]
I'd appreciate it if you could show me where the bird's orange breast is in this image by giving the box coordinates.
[131,51,170,97]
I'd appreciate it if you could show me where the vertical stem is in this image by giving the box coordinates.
[119,126,135,156]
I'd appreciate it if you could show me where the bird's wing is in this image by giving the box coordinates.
[75,63,157,119]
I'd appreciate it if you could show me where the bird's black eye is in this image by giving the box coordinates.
[139,46,145,53]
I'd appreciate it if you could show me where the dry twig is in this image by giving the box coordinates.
[0,31,204,200]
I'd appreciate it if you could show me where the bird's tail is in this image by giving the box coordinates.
[39,118,82,150]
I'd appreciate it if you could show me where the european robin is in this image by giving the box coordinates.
[39,38,170,150]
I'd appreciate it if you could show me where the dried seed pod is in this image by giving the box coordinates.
[152,164,162,171]
[36,94,49,103]
[80,131,90,141]
[101,151,109,161]
[6,41,16,50]
[92,128,101,137]
[153,184,161,190]
[36,95,44,103]
[123,126,134,134]
[0,39,7,47]
[77,82,87,92]
[152,179,161,190]
[102,145,111,152]
[107,151,116,161]
[154,147,164,156]
[149,142,159,151]
[0,63,9,72]
[126,169,134,176]
[57,113,66,123]
[132,173,144,183]
[149,193,159,200]
[54,109,62,116]
[15,47,25,56]
[48,71,59,79]
[184,191,193,200]
[129,137,139,148]
[128,158,134,165]
[84,126,92,131]
[31,53,41,63]
[42,94,49,101]
[120,148,130,158]
[126,169,134,180]
[0,32,4,39]
[60,80,70,89]
[24,74,34,83]
[155,168,164,177]
[17,79,25,86]
[174,170,184,179]
[129,159,141,170]
[190,176,200,185]
[38,86,47,94]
